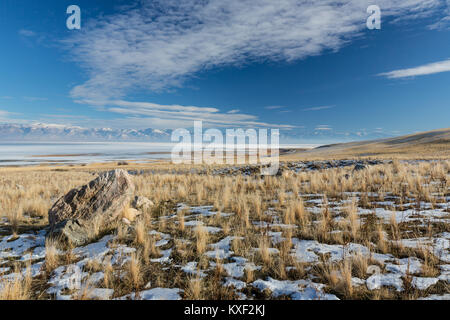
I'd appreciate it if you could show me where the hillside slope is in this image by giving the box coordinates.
[284,128,450,160]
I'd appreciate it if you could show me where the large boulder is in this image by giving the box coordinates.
[49,219,92,247]
[47,169,135,245]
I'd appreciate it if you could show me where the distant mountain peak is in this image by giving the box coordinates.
[0,122,395,144]
[0,123,172,142]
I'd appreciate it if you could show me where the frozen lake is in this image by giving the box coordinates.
[0,142,175,166]
[0,142,317,166]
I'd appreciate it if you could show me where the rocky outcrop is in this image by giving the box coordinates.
[131,196,154,213]
[353,163,367,171]
[47,169,135,246]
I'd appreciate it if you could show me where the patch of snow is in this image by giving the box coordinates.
[183,220,222,233]
[268,232,284,245]
[252,221,297,229]
[20,246,46,262]
[411,277,439,290]
[205,236,242,259]
[433,234,450,263]
[371,252,395,264]
[437,274,449,283]
[0,231,46,260]
[0,267,10,274]
[359,208,449,224]
[223,277,246,290]
[110,244,136,266]
[119,288,183,300]
[419,294,450,300]
[47,264,88,296]
[222,262,256,279]
[252,277,339,300]
[291,239,370,263]
[385,257,422,275]
[155,239,170,247]
[73,235,114,264]
[366,273,403,291]
[149,230,172,240]
[351,277,366,286]
[181,262,207,277]
[252,247,280,255]
[87,288,114,300]
[87,272,105,285]
[151,248,172,263]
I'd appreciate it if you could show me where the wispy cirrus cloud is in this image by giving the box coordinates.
[24,96,48,102]
[303,105,335,111]
[265,106,286,110]
[80,99,295,129]
[65,0,445,101]
[0,110,12,117]
[264,105,292,113]
[60,0,447,129]
[428,16,450,30]
[18,29,36,37]
[379,59,450,78]
[0,110,21,122]
[315,125,333,131]
[428,0,450,30]
[18,29,47,45]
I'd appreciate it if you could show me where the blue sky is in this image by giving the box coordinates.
[0,0,449,142]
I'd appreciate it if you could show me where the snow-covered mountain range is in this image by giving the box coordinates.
[0,123,172,142]
[0,123,393,143]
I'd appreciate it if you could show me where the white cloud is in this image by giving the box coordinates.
[303,105,334,111]
[18,29,36,37]
[24,96,48,102]
[80,99,295,129]
[428,16,450,30]
[0,110,11,117]
[0,110,21,122]
[18,29,47,45]
[427,0,450,30]
[315,125,333,131]
[378,59,450,78]
[58,0,446,130]
[64,0,444,101]
[264,105,291,113]
[265,106,285,110]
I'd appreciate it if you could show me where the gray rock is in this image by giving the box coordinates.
[48,219,91,247]
[47,169,135,246]
[353,163,367,171]
[131,196,154,212]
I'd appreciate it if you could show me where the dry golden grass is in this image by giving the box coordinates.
[185,277,203,300]
[195,225,209,255]
[44,239,60,273]
[103,258,114,289]
[134,218,146,246]
[0,265,32,300]
[0,156,449,300]
[127,252,143,290]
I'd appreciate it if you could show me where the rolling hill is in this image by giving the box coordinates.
[284,128,450,160]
